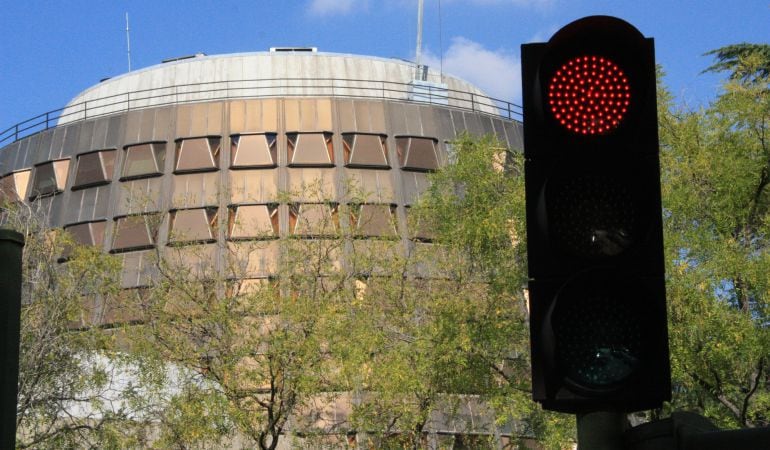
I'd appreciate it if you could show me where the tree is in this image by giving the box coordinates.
[0,201,147,448]
[659,46,770,428]
[335,135,575,449]
[704,43,770,85]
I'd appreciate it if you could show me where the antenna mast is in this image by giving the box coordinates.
[415,0,425,80]
[125,12,132,72]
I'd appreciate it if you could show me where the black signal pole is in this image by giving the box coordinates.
[0,229,24,449]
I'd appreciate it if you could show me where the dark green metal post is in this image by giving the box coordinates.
[0,230,24,449]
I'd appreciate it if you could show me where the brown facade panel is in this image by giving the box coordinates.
[286,168,336,201]
[0,141,19,173]
[163,243,219,275]
[231,99,280,134]
[120,250,155,288]
[462,111,485,137]
[105,115,124,149]
[49,126,67,162]
[117,177,163,216]
[228,204,279,240]
[91,118,110,151]
[403,104,422,135]
[66,185,110,224]
[139,109,157,143]
[230,169,279,204]
[35,130,54,162]
[31,194,64,227]
[57,123,81,162]
[503,121,523,150]
[343,169,394,204]
[386,103,409,136]
[435,109,457,141]
[285,98,333,132]
[450,110,466,135]
[77,121,96,154]
[480,116,495,137]
[418,105,438,137]
[124,110,143,144]
[402,172,431,205]
[226,241,279,278]
[337,100,355,131]
[171,172,219,209]
[153,107,173,141]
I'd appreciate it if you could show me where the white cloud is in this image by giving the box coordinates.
[422,37,521,103]
[307,0,357,15]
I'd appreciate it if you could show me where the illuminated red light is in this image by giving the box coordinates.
[547,55,631,135]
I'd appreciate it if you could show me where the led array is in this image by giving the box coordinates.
[548,55,631,135]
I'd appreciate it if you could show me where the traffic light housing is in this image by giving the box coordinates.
[522,16,670,413]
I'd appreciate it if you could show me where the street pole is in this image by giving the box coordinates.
[577,411,627,450]
[0,230,24,449]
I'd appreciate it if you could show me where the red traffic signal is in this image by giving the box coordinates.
[522,16,670,413]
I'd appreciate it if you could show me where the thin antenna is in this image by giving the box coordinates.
[415,0,424,80]
[438,0,444,81]
[125,12,132,72]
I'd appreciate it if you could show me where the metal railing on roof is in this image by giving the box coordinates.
[0,77,522,146]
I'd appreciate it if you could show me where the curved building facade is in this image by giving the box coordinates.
[1,50,524,444]
[1,50,522,295]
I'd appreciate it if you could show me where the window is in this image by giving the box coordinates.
[29,159,70,199]
[175,137,221,173]
[168,208,218,244]
[342,133,389,168]
[349,204,398,238]
[289,203,339,237]
[121,142,166,180]
[0,170,30,203]
[72,149,116,190]
[228,204,279,239]
[231,133,277,168]
[65,221,107,247]
[112,214,159,252]
[405,206,434,242]
[287,132,334,167]
[396,136,439,171]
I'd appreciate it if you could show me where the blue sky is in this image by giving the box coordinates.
[1,1,768,130]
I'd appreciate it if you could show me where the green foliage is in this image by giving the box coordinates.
[1,202,146,448]
[704,43,770,85]
[659,46,770,428]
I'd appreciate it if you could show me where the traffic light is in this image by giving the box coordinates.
[522,16,670,413]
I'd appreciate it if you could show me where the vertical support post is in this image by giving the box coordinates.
[576,411,627,450]
[0,230,25,450]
